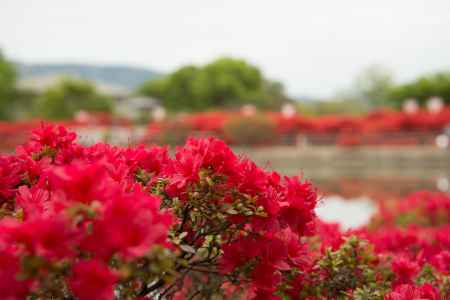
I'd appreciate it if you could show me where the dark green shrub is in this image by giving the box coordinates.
[223,115,277,145]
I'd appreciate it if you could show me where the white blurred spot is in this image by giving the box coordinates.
[152,106,166,122]
[427,97,444,114]
[436,134,449,149]
[241,104,257,117]
[402,98,419,114]
[436,177,449,192]
[74,110,90,123]
[281,103,297,118]
[316,196,376,229]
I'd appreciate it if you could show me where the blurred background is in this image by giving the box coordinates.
[1,0,450,226]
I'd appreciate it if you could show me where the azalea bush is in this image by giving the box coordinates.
[223,115,278,145]
[0,124,448,299]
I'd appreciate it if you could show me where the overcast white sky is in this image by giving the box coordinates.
[1,0,450,97]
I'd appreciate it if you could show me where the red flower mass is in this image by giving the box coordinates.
[0,123,448,299]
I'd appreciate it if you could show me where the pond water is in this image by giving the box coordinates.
[315,196,376,229]
[240,147,450,229]
[296,170,448,229]
[310,173,447,228]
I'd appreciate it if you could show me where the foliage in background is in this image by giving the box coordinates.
[8,88,38,120]
[148,119,195,146]
[299,64,450,114]
[223,114,278,145]
[4,46,450,121]
[0,50,18,120]
[388,72,450,107]
[353,64,395,108]
[34,77,113,120]
[297,99,369,116]
[139,57,290,111]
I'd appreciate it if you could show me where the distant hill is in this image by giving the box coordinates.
[16,63,162,92]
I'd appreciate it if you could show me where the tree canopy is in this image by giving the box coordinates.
[388,72,450,107]
[353,64,394,108]
[139,57,288,111]
[337,65,450,110]
[34,77,113,120]
[0,50,18,119]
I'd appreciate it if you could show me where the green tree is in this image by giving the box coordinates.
[248,80,292,109]
[139,65,208,111]
[35,78,113,120]
[388,72,450,107]
[200,57,263,107]
[353,64,394,107]
[0,50,18,119]
[139,57,285,111]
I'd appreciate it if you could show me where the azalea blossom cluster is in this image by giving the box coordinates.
[0,124,318,299]
[288,191,450,300]
[0,124,448,299]
[0,125,174,299]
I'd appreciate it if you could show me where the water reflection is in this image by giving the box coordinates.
[240,147,450,228]
[316,196,376,229]
[314,176,449,229]
[240,148,450,198]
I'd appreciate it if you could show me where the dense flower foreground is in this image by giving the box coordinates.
[0,125,448,299]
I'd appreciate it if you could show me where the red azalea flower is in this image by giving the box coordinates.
[0,246,32,300]
[167,137,239,195]
[0,155,22,201]
[15,186,50,220]
[30,123,76,150]
[431,250,450,274]
[252,288,282,300]
[235,159,269,195]
[123,145,172,177]
[17,155,51,185]
[81,187,171,260]
[391,256,420,286]
[384,284,440,300]
[0,216,78,260]
[279,177,317,236]
[251,262,282,291]
[257,234,289,269]
[68,259,118,300]
[49,160,111,204]
[315,220,344,251]
[221,237,261,273]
